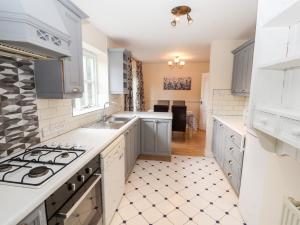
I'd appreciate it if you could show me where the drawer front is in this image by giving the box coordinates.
[278,117,300,148]
[224,152,242,180]
[223,161,241,194]
[226,128,242,147]
[224,138,244,165]
[253,110,278,135]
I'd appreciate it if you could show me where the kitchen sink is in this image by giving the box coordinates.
[84,116,133,129]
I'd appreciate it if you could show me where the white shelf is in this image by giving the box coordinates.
[260,55,300,70]
[264,0,300,27]
[257,106,300,120]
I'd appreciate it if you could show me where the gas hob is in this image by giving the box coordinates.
[0,144,86,187]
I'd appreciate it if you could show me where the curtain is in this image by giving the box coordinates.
[135,61,145,111]
[124,57,133,111]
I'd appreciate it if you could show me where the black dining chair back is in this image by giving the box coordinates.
[154,104,169,112]
[171,105,187,132]
[157,100,170,106]
[173,100,185,106]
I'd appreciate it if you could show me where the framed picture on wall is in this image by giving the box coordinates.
[163,76,192,90]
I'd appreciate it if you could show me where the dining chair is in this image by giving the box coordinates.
[171,105,187,132]
[173,100,185,106]
[157,100,170,106]
[154,104,169,112]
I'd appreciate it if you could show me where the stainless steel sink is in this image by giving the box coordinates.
[84,116,133,129]
[106,117,132,123]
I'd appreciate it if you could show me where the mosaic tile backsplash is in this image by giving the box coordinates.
[0,56,40,157]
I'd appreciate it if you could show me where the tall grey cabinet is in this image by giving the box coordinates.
[34,0,87,99]
[231,40,255,96]
[108,48,131,94]
[140,119,172,157]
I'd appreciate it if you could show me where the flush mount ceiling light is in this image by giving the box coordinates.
[171,5,193,27]
[168,56,185,68]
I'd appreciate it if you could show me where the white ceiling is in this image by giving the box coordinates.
[71,0,258,62]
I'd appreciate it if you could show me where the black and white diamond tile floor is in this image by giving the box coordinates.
[110,155,246,225]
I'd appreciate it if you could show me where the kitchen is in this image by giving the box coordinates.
[0,0,300,225]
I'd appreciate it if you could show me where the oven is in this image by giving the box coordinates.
[46,156,102,225]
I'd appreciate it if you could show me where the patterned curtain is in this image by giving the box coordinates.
[124,57,133,111]
[135,61,145,111]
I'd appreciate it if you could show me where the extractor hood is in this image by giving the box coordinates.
[0,0,72,59]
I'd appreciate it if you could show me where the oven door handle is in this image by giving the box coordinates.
[56,173,102,219]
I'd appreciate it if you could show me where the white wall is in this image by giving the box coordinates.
[37,22,123,141]
[205,40,248,156]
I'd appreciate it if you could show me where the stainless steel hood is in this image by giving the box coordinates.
[0,0,72,59]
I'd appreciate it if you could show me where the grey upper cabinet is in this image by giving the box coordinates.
[141,119,172,156]
[108,48,131,94]
[231,40,255,96]
[34,0,87,99]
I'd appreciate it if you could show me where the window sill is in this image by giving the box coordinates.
[73,106,103,117]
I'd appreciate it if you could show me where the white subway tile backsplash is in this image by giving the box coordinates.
[212,89,248,116]
[37,94,124,141]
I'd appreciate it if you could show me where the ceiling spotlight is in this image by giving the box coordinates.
[171,20,176,27]
[187,13,193,24]
[171,5,193,27]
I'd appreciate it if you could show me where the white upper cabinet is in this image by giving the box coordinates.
[249,0,300,160]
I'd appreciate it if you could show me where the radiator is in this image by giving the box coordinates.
[281,197,300,225]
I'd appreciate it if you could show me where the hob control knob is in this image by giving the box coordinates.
[85,167,93,174]
[78,175,85,182]
[68,183,76,191]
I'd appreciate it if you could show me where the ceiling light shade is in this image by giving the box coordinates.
[168,56,186,68]
[187,14,193,24]
[171,5,193,27]
[171,20,176,27]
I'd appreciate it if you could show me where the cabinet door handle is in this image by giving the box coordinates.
[72,87,80,93]
[229,147,234,151]
[227,173,232,178]
[228,160,233,165]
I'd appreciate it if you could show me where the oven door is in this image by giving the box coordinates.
[48,173,102,225]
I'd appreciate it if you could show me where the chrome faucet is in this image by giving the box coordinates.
[102,101,121,122]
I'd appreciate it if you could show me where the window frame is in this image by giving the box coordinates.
[72,42,109,116]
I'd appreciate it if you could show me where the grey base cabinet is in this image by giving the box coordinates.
[212,119,244,195]
[141,119,172,156]
[124,120,140,179]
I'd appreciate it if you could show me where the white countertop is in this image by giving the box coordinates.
[0,112,171,225]
[114,111,173,120]
[212,115,246,135]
